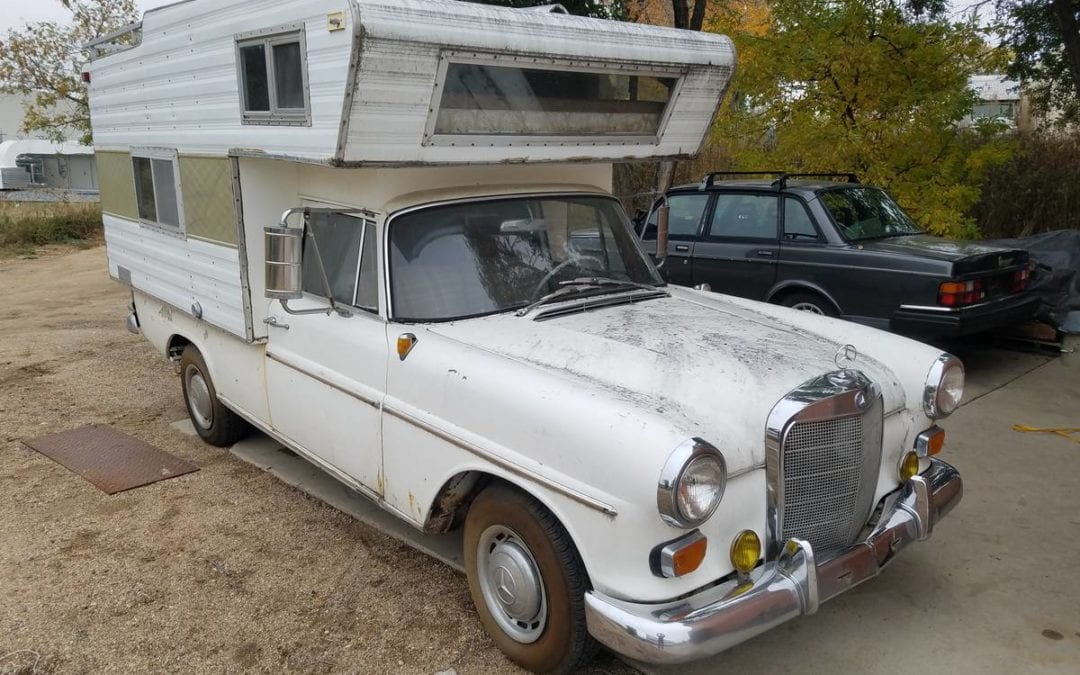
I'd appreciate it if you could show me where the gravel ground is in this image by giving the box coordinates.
[0,246,631,674]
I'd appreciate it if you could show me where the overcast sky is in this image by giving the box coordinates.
[0,0,175,34]
[0,0,993,35]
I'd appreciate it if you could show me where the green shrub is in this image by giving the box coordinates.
[971,131,1080,238]
[0,201,103,252]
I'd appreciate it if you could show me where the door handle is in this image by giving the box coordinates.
[264,316,289,330]
[755,249,775,257]
[674,244,690,252]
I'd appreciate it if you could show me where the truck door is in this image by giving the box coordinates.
[262,211,387,494]
[641,192,709,287]
[692,192,779,299]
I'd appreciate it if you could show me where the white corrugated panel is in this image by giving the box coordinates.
[104,215,247,338]
[88,0,351,159]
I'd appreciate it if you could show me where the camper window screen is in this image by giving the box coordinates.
[132,154,182,232]
[433,63,677,138]
[237,28,309,124]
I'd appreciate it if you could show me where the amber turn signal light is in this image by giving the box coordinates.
[396,333,417,361]
[655,531,708,578]
[917,427,945,456]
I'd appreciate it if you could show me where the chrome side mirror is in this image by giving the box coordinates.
[264,225,304,300]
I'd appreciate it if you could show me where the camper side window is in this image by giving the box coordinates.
[302,214,378,313]
[130,149,183,233]
[236,26,310,125]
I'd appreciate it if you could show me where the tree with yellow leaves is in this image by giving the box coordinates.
[711,0,1012,237]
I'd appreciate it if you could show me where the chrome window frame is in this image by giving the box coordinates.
[129,146,185,238]
[234,23,312,127]
[422,51,686,148]
[764,370,883,560]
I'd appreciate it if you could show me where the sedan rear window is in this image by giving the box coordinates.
[819,187,921,241]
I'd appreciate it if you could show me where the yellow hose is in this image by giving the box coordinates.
[1012,424,1080,445]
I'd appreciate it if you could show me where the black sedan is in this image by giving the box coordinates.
[638,173,1039,338]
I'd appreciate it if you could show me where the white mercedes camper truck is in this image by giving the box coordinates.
[87,1,965,671]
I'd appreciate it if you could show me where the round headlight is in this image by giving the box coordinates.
[924,355,964,419]
[677,454,725,522]
[658,440,727,528]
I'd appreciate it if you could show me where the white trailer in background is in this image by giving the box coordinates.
[88,1,965,671]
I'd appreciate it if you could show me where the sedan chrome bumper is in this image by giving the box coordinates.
[584,458,962,664]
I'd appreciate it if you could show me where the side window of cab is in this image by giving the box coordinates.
[302,213,378,313]
[641,193,709,241]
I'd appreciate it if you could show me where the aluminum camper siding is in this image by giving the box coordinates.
[87,0,351,159]
[86,0,735,166]
[343,0,735,164]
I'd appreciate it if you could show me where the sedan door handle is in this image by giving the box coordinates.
[755,249,775,257]
[674,244,690,252]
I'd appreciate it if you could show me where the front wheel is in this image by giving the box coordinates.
[464,484,595,674]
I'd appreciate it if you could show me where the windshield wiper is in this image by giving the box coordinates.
[558,277,665,292]
[515,278,666,317]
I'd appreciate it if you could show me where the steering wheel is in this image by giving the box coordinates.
[529,254,605,301]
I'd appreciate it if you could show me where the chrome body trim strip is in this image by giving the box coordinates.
[382,403,618,517]
[764,370,882,560]
[584,458,962,665]
[898,304,957,313]
[265,350,380,408]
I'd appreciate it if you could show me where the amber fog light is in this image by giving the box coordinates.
[899,451,921,482]
[730,530,761,576]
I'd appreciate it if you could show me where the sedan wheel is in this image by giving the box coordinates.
[464,484,595,673]
[476,525,548,643]
[780,291,838,318]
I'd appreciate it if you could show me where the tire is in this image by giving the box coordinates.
[464,484,596,674]
[779,290,838,317]
[179,344,249,447]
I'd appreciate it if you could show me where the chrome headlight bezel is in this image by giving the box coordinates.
[923,354,965,419]
[657,439,727,528]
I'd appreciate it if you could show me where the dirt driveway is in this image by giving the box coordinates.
[3,247,1078,674]
[0,247,629,674]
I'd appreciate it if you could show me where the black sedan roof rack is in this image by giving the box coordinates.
[699,171,860,191]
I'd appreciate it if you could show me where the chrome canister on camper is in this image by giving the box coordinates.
[264,226,304,299]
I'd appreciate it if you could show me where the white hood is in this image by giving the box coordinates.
[426,287,915,474]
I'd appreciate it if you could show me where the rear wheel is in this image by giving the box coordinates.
[464,484,595,674]
[779,290,838,317]
[179,344,249,447]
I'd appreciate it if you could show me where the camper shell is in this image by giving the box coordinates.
[88,1,965,671]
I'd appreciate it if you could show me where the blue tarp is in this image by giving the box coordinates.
[983,230,1080,328]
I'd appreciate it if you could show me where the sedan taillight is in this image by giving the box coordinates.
[939,279,986,307]
[1010,267,1030,294]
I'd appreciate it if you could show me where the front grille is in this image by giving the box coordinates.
[780,397,883,553]
[782,415,865,550]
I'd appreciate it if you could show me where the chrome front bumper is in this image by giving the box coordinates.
[584,458,963,664]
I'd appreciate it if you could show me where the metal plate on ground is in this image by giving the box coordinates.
[22,424,199,494]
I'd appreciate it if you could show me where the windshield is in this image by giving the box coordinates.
[818,187,922,241]
[389,195,662,321]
